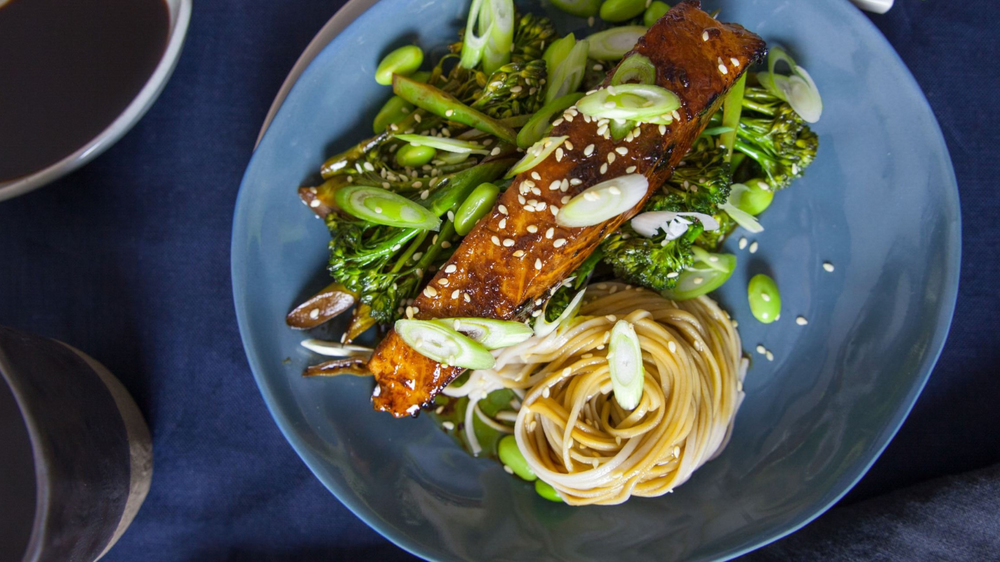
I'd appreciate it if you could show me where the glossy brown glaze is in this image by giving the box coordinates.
[368,0,766,417]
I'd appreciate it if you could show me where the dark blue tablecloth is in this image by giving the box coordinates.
[0,1,997,560]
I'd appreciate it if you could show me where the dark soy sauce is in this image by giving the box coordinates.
[0,0,170,182]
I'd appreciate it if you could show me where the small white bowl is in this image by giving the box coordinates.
[0,0,192,202]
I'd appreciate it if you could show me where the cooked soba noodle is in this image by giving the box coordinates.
[443,282,746,506]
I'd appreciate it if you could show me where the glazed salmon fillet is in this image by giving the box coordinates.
[369,0,766,417]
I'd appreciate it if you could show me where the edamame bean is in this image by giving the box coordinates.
[535,479,563,502]
[375,45,424,86]
[550,0,602,17]
[454,182,500,236]
[409,70,432,83]
[395,143,436,167]
[498,435,536,481]
[372,96,413,133]
[643,1,670,26]
[599,0,646,23]
[730,180,774,216]
[748,274,781,324]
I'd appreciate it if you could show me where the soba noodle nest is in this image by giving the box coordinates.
[448,282,746,506]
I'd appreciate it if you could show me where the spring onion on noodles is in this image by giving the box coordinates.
[432,317,534,349]
[535,288,587,337]
[608,320,644,410]
[556,174,648,228]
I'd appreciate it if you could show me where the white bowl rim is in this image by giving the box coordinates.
[0,0,193,202]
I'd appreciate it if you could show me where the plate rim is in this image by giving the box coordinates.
[232,0,962,559]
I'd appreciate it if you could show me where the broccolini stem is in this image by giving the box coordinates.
[427,158,516,216]
[741,98,776,117]
[393,75,518,144]
[391,231,429,274]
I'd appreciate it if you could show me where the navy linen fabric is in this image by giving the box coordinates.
[0,1,996,560]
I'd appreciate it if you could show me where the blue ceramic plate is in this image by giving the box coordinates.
[232,1,960,560]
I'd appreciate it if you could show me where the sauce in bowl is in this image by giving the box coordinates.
[0,0,170,182]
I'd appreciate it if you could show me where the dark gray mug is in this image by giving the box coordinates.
[0,327,152,562]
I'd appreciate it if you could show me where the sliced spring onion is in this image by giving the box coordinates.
[586,26,646,61]
[300,340,374,358]
[335,186,442,230]
[611,54,656,86]
[720,199,764,233]
[395,319,496,369]
[498,435,536,480]
[721,73,746,162]
[454,182,500,235]
[608,320,644,410]
[576,84,681,122]
[375,45,424,86]
[461,0,491,69]
[395,134,490,154]
[550,0,602,17]
[393,75,518,144]
[758,46,822,123]
[543,33,576,75]
[600,0,646,23]
[608,118,632,142]
[727,180,773,216]
[661,249,736,300]
[630,210,720,238]
[517,93,584,148]
[433,317,533,349]
[556,174,648,228]
[481,0,515,74]
[535,288,587,337]
[505,136,567,178]
[546,39,589,103]
[748,274,781,324]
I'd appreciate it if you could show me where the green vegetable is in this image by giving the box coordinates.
[535,287,587,337]
[461,0,515,74]
[732,86,819,189]
[518,93,584,148]
[335,186,442,230]
[544,251,602,323]
[395,319,496,369]
[601,223,694,293]
[395,134,490,154]
[535,479,562,502]
[510,13,558,66]
[661,247,736,300]
[373,96,414,133]
[543,34,576,76]
[394,75,518,144]
[435,317,533,349]
[611,54,655,86]
[498,435,536,480]
[375,45,424,86]
[395,143,436,167]
[586,26,646,61]
[721,73,746,163]
[757,46,823,123]
[608,320,644,410]
[600,0,645,23]
[550,0,601,17]
[728,180,773,216]
[454,182,500,235]
[506,136,567,177]
[748,274,781,323]
[643,1,670,26]
[546,39,589,103]
[576,84,680,122]
[557,174,648,228]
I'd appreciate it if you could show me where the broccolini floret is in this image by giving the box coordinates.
[733,86,819,189]
[599,224,696,293]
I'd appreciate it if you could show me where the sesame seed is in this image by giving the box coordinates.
[549,180,561,191]
[749,241,759,254]
[412,181,422,188]
[671,110,681,121]
[411,252,423,262]
[445,265,457,273]
[693,277,704,285]
[561,195,571,204]
[309,199,321,208]
[796,316,808,326]
[491,235,500,246]
[374,206,383,214]
[535,258,542,270]
[554,238,566,248]
[719,63,729,75]
[423,286,438,297]
[545,227,554,239]
[626,166,636,173]
[658,124,667,135]
[531,171,541,181]
[536,201,547,211]
[766,351,774,362]
[823,262,835,272]
[702,30,710,41]
[555,148,564,161]
[499,205,508,215]
[441,241,451,249]
[761,293,771,302]
[569,178,583,186]
[667,272,679,278]
[518,195,526,204]
[438,278,449,286]
[731,57,741,67]
[511,85,523,93]
[498,218,506,229]
[452,289,460,299]
[490,147,501,156]
[584,191,600,201]
[363,162,375,172]
[405,306,414,319]
[513,250,525,257]
[527,225,538,233]
[739,237,748,250]
[608,186,621,195]
[445,109,454,117]
[550,206,559,216]
[588,15,595,26]
[565,141,574,150]
[600,163,608,174]
[756,344,766,354]
[607,152,615,164]
[584,144,595,156]
[420,190,430,200]
[503,465,514,475]
[615,147,628,156]
[503,238,515,247]
[442,421,455,430]
[464,293,471,302]
[309,308,320,319]
[523,205,535,212]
